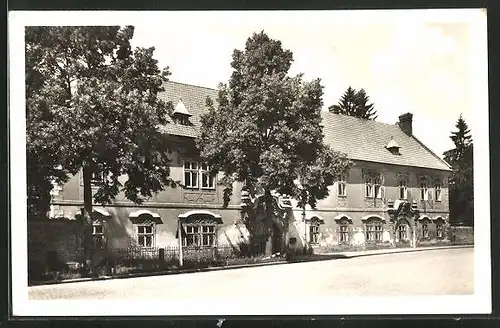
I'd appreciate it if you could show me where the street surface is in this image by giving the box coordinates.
[29,248,473,300]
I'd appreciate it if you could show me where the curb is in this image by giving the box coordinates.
[335,244,473,259]
[29,244,473,287]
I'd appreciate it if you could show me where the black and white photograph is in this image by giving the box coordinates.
[9,9,490,316]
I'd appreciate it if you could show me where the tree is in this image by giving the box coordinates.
[329,86,377,120]
[443,115,473,225]
[26,26,175,273]
[197,31,352,254]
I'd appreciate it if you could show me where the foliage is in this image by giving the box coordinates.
[26,26,176,214]
[197,31,352,210]
[329,86,378,120]
[443,115,474,225]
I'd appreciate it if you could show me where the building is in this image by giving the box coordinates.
[47,81,452,256]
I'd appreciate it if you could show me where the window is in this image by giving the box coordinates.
[184,224,216,247]
[184,161,216,190]
[420,183,429,200]
[184,162,199,188]
[176,115,190,125]
[92,223,105,250]
[309,224,320,244]
[339,225,349,243]
[436,223,444,239]
[337,175,347,197]
[399,181,408,199]
[365,178,374,198]
[422,223,429,239]
[365,220,383,242]
[397,224,408,241]
[200,164,216,189]
[374,177,383,199]
[202,225,215,246]
[435,184,442,201]
[137,224,155,247]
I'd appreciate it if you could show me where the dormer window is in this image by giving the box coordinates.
[173,99,192,125]
[386,137,401,155]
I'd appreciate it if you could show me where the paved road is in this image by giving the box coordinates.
[29,248,473,300]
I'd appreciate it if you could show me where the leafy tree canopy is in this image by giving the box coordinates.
[197,31,352,209]
[26,26,175,218]
[329,86,377,120]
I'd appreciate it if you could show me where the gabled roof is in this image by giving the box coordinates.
[158,81,451,172]
[321,112,451,171]
[157,81,218,138]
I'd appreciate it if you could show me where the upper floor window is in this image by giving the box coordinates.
[184,161,216,190]
[374,177,384,199]
[365,178,374,198]
[434,184,442,202]
[420,183,430,201]
[398,180,408,200]
[137,223,155,247]
[337,175,347,197]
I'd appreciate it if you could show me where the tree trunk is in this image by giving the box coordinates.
[82,163,94,275]
[264,189,274,256]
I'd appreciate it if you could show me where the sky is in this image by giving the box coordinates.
[127,10,487,159]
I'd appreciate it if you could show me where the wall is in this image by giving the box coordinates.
[28,219,84,278]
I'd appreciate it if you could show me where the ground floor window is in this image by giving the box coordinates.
[422,223,429,239]
[309,224,320,244]
[365,220,383,242]
[137,224,155,247]
[92,223,105,250]
[339,225,349,243]
[397,224,408,241]
[184,224,216,247]
[436,223,444,239]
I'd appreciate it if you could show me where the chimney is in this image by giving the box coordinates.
[398,112,413,136]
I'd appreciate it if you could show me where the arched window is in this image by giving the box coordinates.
[364,217,384,242]
[396,218,410,242]
[434,217,445,239]
[421,217,431,239]
[309,217,323,244]
[335,216,352,243]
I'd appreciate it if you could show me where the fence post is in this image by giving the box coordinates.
[177,220,183,267]
[159,248,165,263]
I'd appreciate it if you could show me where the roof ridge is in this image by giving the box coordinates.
[322,111,400,131]
[165,80,218,92]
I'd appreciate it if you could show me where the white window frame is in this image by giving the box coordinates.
[339,224,349,243]
[365,178,374,198]
[434,184,442,202]
[200,163,216,190]
[309,223,320,244]
[183,224,216,247]
[137,223,155,248]
[337,175,347,197]
[397,224,408,241]
[183,161,216,190]
[92,222,105,249]
[399,180,408,200]
[374,177,384,199]
[422,223,429,239]
[436,223,444,239]
[420,183,429,201]
[365,221,383,242]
